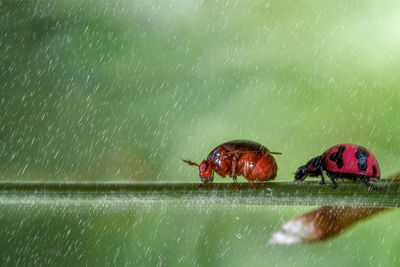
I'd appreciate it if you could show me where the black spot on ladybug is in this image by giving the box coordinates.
[355,146,369,171]
[329,145,345,168]
[372,165,377,177]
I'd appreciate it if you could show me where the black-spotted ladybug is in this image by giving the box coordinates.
[295,144,381,190]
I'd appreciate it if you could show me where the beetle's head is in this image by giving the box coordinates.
[294,165,307,181]
[183,159,213,183]
[199,160,213,182]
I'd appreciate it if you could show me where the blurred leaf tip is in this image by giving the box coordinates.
[269,206,386,245]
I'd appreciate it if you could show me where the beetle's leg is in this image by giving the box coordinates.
[231,157,239,190]
[232,177,239,190]
[246,178,257,189]
[363,178,382,191]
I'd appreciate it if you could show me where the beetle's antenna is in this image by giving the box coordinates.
[269,151,282,155]
[182,159,199,166]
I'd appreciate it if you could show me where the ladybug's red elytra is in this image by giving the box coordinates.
[183,140,280,190]
[294,144,381,190]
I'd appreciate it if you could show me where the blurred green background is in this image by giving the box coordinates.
[0,0,400,266]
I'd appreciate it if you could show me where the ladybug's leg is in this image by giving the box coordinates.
[362,178,382,191]
[326,172,338,189]
[319,169,326,185]
[330,177,338,189]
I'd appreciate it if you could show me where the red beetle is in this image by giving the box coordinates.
[294,144,381,190]
[183,140,280,190]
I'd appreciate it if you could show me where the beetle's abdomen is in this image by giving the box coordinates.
[238,152,277,181]
[322,144,380,178]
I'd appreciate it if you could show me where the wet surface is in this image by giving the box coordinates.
[0,180,399,207]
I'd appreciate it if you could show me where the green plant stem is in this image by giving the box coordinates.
[0,180,399,207]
